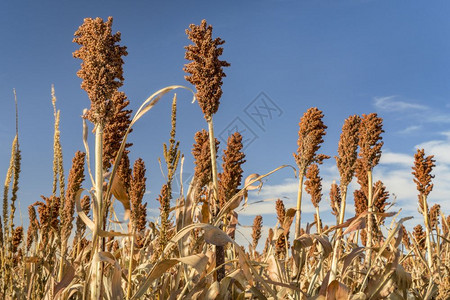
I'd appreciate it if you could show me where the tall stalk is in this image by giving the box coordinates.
[293,108,328,240]
[422,194,433,271]
[329,187,347,283]
[366,169,373,267]
[92,123,104,299]
[207,118,219,213]
[295,175,304,239]
[207,117,225,282]
[127,230,135,300]
[411,149,435,273]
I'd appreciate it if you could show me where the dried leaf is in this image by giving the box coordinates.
[226,211,238,237]
[239,250,254,286]
[293,233,332,257]
[111,174,130,210]
[75,189,95,231]
[53,265,75,299]
[326,280,350,300]
[267,255,281,282]
[342,247,365,277]
[204,226,232,246]
[343,214,367,235]
[293,234,313,249]
[206,281,220,299]
[177,254,208,276]
[132,254,208,299]
[94,252,123,300]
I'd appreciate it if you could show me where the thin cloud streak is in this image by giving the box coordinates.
[373,96,428,112]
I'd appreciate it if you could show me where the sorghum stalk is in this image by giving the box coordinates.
[358,113,383,267]
[185,19,230,282]
[92,122,104,298]
[207,118,219,214]
[412,149,435,271]
[127,228,135,300]
[73,16,127,298]
[293,108,328,239]
[329,115,360,284]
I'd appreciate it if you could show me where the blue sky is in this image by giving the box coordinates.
[1,1,449,241]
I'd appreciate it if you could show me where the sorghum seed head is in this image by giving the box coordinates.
[336,115,361,187]
[184,20,230,120]
[73,17,128,124]
[294,107,329,174]
[358,113,384,171]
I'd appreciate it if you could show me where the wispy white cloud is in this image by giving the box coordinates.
[416,134,450,164]
[373,96,427,112]
[379,152,412,167]
[397,125,421,134]
[373,95,450,125]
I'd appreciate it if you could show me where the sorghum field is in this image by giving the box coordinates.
[0,17,449,300]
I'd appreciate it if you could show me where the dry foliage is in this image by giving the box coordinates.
[0,17,448,300]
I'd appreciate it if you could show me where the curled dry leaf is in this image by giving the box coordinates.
[226,211,238,237]
[93,252,124,300]
[293,233,332,257]
[204,226,233,246]
[132,253,208,299]
[111,174,130,211]
[53,264,75,298]
[342,247,365,277]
